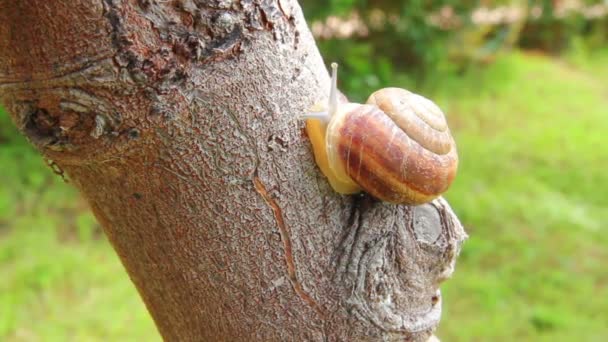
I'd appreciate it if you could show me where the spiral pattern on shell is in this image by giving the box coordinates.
[326,88,458,204]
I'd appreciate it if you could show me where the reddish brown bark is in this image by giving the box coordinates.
[0,1,466,341]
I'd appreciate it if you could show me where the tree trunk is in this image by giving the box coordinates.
[0,1,466,341]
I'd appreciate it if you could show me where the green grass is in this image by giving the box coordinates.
[1,49,607,341]
[434,50,608,341]
[0,115,159,341]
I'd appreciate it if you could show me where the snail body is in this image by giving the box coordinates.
[303,63,458,205]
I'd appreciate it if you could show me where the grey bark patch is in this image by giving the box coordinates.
[412,204,442,244]
[90,115,106,139]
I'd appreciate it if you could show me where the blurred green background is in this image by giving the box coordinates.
[2,1,608,341]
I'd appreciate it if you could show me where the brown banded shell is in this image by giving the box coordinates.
[326,88,458,204]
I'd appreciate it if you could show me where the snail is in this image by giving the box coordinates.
[302,63,458,205]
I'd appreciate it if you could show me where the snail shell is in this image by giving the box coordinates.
[303,63,458,205]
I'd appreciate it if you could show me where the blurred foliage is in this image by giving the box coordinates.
[304,0,608,82]
[307,0,476,81]
[521,0,608,52]
[1,1,608,341]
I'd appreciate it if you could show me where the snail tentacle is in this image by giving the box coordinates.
[300,111,330,122]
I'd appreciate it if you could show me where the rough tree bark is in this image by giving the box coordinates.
[0,1,466,341]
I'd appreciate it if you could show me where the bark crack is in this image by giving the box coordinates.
[253,175,326,318]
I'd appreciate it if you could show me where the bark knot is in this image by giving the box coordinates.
[334,197,466,339]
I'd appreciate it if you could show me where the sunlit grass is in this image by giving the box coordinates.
[434,51,608,341]
[1,49,607,341]
[0,115,159,341]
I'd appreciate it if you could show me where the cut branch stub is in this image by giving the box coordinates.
[335,196,466,340]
